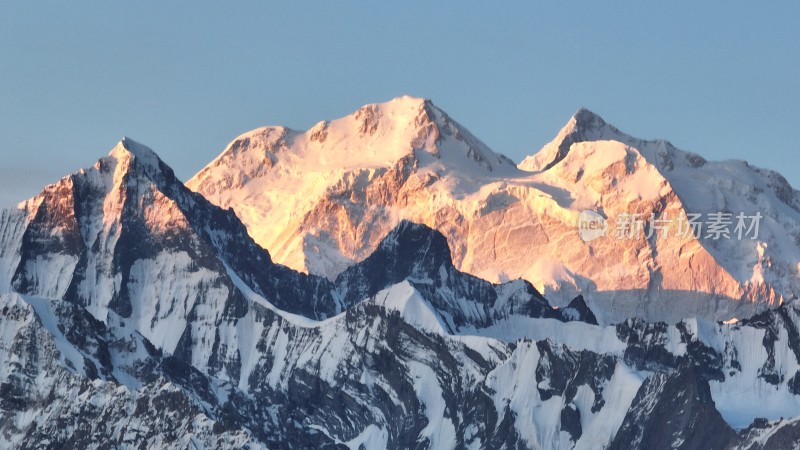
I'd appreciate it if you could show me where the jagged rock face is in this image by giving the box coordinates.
[333,220,592,332]
[0,293,261,450]
[3,135,800,448]
[189,98,800,324]
[6,276,800,449]
[0,142,610,448]
[0,140,585,373]
[609,365,736,450]
[1,138,340,379]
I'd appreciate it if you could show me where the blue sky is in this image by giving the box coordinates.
[1,1,798,207]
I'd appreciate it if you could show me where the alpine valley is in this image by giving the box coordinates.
[1,97,800,449]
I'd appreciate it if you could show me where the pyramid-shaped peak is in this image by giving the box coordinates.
[377,220,454,268]
[519,108,630,172]
[106,137,175,181]
[571,107,609,130]
[384,220,449,246]
[566,108,629,139]
[333,220,455,304]
[109,136,162,168]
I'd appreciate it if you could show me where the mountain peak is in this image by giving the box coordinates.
[382,220,451,254]
[385,95,431,107]
[350,96,438,138]
[105,137,175,188]
[334,220,455,302]
[189,95,518,199]
[374,220,454,271]
[519,108,630,172]
[571,107,610,132]
[110,137,159,163]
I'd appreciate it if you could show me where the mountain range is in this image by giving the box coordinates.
[188,96,800,324]
[1,98,799,449]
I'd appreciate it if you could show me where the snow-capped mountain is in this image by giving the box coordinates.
[189,97,800,324]
[518,108,800,323]
[0,139,586,448]
[188,96,519,279]
[2,137,800,448]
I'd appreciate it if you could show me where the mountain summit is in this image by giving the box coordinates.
[187,96,521,279]
[518,107,630,172]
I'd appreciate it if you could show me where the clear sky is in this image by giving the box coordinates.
[1,1,798,207]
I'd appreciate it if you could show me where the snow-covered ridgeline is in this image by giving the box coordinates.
[189,97,800,324]
[1,115,800,448]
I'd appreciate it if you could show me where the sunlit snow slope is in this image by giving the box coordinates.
[189,97,800,323]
